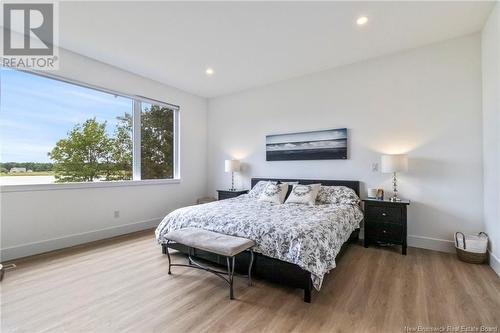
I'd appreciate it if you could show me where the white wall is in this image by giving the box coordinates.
[0,48,208,260]
[208,35,484,252]
[482,4,500,275]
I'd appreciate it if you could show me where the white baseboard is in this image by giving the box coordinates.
[4,223,494,276]
[367,231,500,277]
[359,229,455,253]
[489,250,500,277]
[407,234,455,253]
[0,217,162,262]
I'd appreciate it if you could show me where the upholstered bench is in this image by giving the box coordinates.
[163,228,255,299]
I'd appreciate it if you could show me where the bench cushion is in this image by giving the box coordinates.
[165,228,255,257]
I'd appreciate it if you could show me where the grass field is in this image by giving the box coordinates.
[0,171,54,177]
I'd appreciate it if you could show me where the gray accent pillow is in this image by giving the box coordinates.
[316,186,360,205]
[248,181,275,198]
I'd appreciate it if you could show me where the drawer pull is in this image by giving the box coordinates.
[381,212,387,216]
[382,230,387,234]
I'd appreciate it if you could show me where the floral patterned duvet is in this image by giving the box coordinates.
[155,195,363,290]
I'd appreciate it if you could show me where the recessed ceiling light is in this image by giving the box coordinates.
[356,16,368,26]
[205,67,214,76]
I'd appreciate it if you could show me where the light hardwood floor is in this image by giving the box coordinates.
[2,230,500,333]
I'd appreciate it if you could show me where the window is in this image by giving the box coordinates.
[0,68,179,187]
[140,102,175,180]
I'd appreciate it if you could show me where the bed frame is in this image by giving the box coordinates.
[163,178,361,303]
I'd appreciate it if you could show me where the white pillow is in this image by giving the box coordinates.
[258,182,289,204]
[285,184,321,206]
[248,181,276,198]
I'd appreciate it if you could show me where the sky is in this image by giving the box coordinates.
[0,68,133,163]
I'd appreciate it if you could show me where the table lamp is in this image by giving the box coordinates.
[381,154,408,202]
[224,159,240,191]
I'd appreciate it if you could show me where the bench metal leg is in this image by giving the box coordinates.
[162,242,254,301]
[188,247,193,265]
[165,241,172,275]
[226,256,235,300]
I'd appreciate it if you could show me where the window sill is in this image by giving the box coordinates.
[0,178,182,193]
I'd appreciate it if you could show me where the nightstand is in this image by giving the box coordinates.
[363,199,410,255]
[217,189,248,200]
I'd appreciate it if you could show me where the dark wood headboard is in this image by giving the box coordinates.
[251,178,360,197]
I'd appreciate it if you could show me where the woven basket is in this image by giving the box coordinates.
[455,232,488,264]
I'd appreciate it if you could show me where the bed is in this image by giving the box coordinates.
[155,178,363,302]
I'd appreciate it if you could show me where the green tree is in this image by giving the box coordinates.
[110,113,133,180]
[47,106,173,183]
[0,162,53,171]
[48,118,118,182]
[141,105,174,179]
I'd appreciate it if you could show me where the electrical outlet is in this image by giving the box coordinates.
[114,210,120,218]
[371,163,379,172]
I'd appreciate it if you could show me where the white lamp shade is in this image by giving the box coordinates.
[381,154,408,173]
[224,159,240,173]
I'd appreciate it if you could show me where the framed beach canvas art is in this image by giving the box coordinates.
[266,128,348,161]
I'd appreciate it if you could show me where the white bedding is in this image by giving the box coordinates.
[155,194,363,290]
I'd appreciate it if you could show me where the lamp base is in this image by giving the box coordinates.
[390,172,402,202]
[230,172,236,192]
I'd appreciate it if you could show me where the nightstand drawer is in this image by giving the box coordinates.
[217,190,248,200]
[373,222,403,243]
[218,192,235,200]
[366,205,402,224]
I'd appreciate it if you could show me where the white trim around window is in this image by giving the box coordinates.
[132,99,142,181]
[0,178,182,193]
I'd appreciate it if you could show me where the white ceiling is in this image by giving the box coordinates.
[59,1,495,98]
